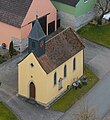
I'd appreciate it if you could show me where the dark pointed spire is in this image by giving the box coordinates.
[28,20,46,41]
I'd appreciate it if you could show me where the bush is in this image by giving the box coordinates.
[3,52,10,60]
[97,18,102,25]
[0,55,4,64]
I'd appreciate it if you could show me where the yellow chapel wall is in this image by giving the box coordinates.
[46,50,84,103]
[18,49,84,106]
[18,53,49,104]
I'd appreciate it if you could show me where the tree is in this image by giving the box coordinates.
[96,0,110,25]
[74,99,99,120]
[9,41,14,58]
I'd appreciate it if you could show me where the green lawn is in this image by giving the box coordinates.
[50,66,99,112]
[77,23,110,48]
[0,102,18,120]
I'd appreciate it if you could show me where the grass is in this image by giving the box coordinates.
[50,66,99,112]
[0,102,18,120]
[77,23,110,48]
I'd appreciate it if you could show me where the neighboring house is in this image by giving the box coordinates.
[0,0,57,51]
[18,20,85,107]
[51,0,96,30]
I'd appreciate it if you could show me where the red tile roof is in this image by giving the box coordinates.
[0,0,33,28]
[35,27,84,74]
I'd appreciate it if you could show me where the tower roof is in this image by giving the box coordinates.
[28,20,46,41]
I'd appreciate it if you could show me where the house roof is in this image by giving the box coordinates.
[29,20,46,41]
[53,0,80,7]
[0,0,33,28]
[34,27,84,74]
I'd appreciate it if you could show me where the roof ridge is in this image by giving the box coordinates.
[46,26,72,44]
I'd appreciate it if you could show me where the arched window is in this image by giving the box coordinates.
[54,72,57,85]
[73,58,76,71]
[64,65,67,78]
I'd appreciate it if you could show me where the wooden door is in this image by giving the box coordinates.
[30,82,35,99]
[48,21,55,35]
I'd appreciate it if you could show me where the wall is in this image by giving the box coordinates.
[18,53,48,104]
[0,22,21,48]
[52,0,96,16]
[18,50,84,106]
[58,9,96,30]
[0,0,57,49]
[19,0,57,51]
[51,0,96,30]
[75,0,96,16]
[18,50,83,105]
[51,1,75,15]
[22,0,57,37]
[46,50,84,104]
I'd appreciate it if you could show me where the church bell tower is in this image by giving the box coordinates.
[28,20,46,57]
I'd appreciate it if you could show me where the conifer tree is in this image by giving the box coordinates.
[9,41,14,58]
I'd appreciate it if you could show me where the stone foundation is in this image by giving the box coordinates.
[58,9,96,30]
[12,37,28,52]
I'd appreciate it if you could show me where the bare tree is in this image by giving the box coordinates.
[96,0,110,24]
[74,99,99,120]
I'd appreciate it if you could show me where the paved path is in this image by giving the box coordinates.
[59,40,110,120]
[84,40,110,79]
